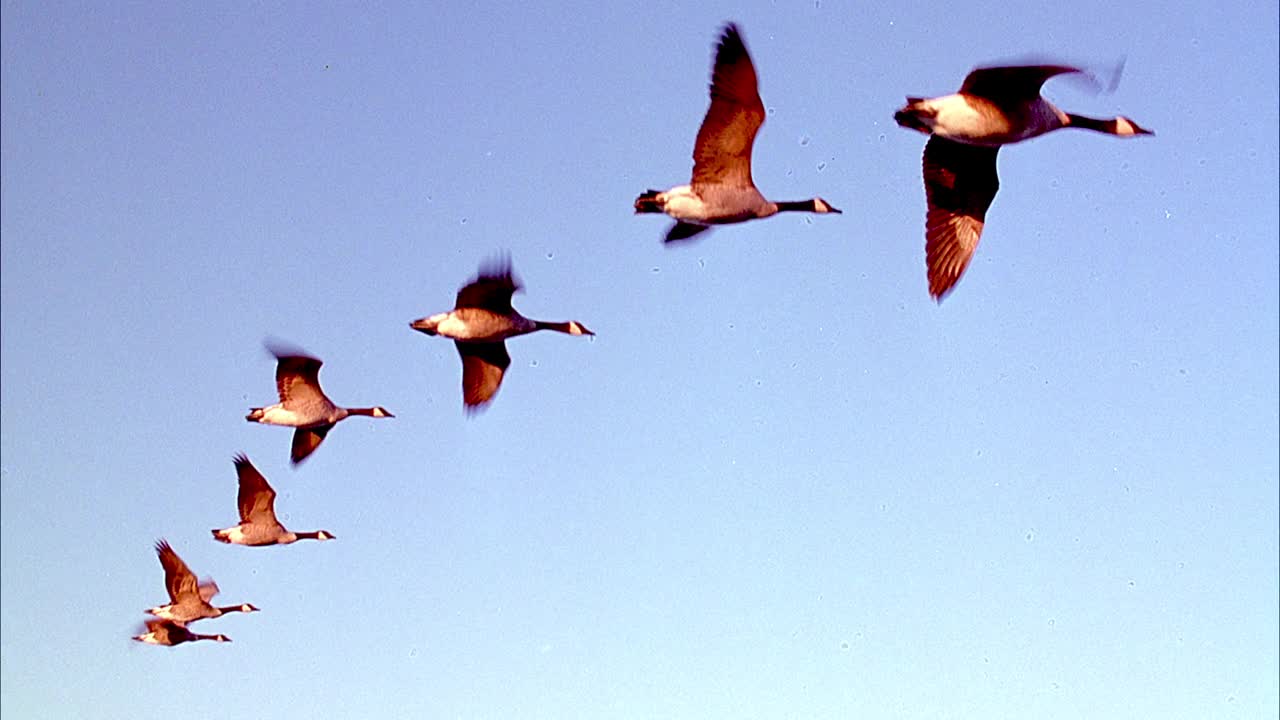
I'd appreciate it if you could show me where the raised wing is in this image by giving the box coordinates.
[270,350,330,407]
[155,539,199,603]
[691,24,765,189]
[197,578,220,603]
[456,257,521,313]
[233,454,277,523]
[960,64,1082,101]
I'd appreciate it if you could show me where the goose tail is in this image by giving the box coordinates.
[634,189,664,214]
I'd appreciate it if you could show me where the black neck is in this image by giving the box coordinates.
[1065,113,1117,134]
[774,199,819,213]
[534,320,574,333]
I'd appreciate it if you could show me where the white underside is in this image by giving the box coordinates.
[923,94,1062,146]
[251,404,305,426]
[216,524,294,545]
[656,184,767,223]
[434,309,535,342]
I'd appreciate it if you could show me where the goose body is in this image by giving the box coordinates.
[212,454,335,546]
[133,619,230,646]
[410,258,593,411]
[246,346,394,464]
[145,540,259,624]
[894,64,1152,300]
[634,23,840,243]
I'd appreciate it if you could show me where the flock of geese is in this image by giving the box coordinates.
[133,22,1152,646]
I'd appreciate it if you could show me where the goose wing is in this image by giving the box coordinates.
[960,64,1082,101]
[665,222,712,244]
[690,24,765,190]
[456,259,521,314]
[291,424,334,465]
[138,619,179,644]
[456,341,510,410]
[922,136,1000,301]
[233,454,278,523]
[269,351,333,410]
[155,540,202,603]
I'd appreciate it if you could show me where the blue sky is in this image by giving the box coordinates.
[2,2,1276,718]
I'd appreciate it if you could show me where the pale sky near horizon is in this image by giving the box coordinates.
[2,2,1277,718]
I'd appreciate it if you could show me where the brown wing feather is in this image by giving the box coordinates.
[291,425,333,465]
[959,64,1082,101]
[691,24,765,189]
[921,136,1000,300]
[155,540,198,603]
[272,352,329,406]
[233,454,277,523]
[456,341,510,410]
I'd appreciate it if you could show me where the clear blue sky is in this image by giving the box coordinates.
[2,2,1276,718]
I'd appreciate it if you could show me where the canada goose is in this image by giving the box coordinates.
[146,540,259,624]
[634,23,841,243]
[212,454,335,546]
[133,619,231,646]
[409,257,593,411]
[894,63,1152,300]
[246,345,394,465]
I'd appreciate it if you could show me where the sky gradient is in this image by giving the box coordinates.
[2,2,1277,718]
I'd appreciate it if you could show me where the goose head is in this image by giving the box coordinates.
[813,198,842,214]
[566,321,594,336]
[369,407,394,418]
[317,530,336,541]
[1114,116,1154,136]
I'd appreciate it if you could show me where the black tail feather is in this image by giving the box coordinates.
[634,189,663,214]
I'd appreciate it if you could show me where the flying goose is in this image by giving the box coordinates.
[409,257,593,411]
[246,345,394,465]
[894,63,1153,300]
[145,540,259,624]
[133,619,231,646]
[634,23,841,243]
[212,454,335,546]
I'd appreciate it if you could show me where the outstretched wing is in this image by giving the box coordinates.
[456,341,511,410]
[960,64,1082,101]
[921,136,1000,301]
[155,540,200,603]
[274,353,327,405]
[690,24,765,189]
[291,424,334,465]
[456,257,521,313]
[233,454,277,523]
